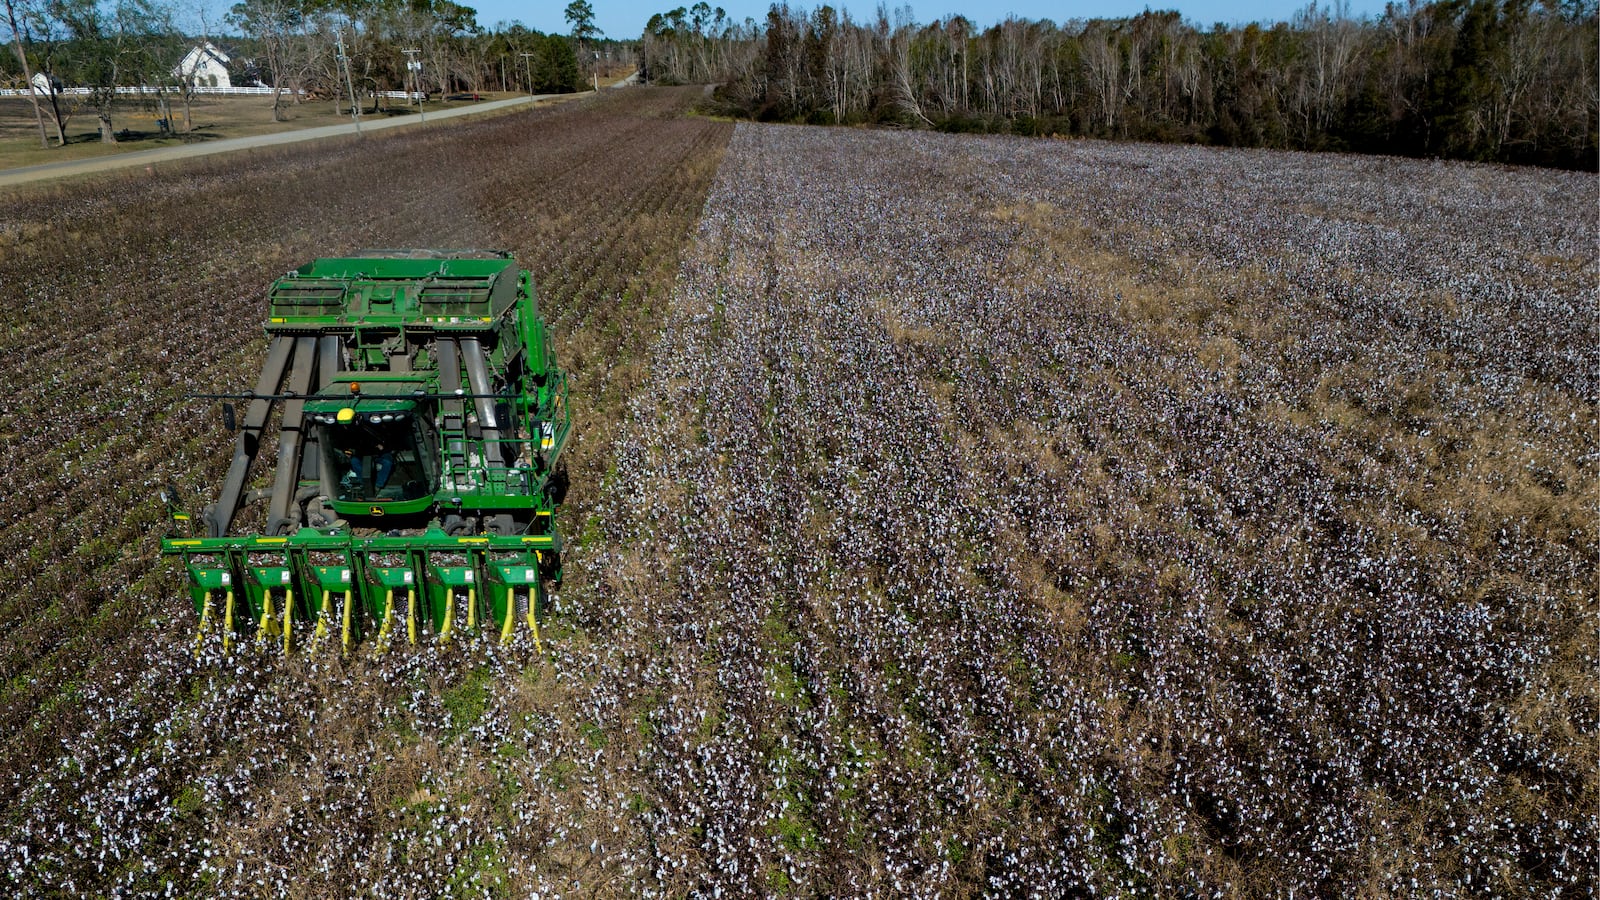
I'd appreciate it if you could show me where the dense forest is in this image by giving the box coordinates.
[639,0,1597,168]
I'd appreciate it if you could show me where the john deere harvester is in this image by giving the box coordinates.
[161,250,570,654]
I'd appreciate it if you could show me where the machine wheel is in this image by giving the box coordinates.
[539,549,563,584]
[547,461,569,506]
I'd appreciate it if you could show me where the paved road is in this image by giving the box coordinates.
[0,93,565,189]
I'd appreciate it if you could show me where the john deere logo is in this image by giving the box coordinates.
[369,505,385,516]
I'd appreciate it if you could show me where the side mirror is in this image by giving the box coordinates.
[223,402,237,432]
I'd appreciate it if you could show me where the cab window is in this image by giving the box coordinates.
[324,419,433,502]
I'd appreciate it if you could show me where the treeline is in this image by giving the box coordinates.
[639,0,1597,169]
[1,0,631,144]
[219,0,628,113]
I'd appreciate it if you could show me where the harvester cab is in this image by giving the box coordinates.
[162,250,570,654]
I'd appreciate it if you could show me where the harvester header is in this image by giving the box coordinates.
[265,255,525,331]
[162,250,570,654]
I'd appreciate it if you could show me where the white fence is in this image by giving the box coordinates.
[1,85,429,99]
[0,84,284,96]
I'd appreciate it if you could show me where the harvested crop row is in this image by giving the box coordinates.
[0,87,732,897]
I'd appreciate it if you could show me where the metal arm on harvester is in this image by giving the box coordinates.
[206,333,343,537]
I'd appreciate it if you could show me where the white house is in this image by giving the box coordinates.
[30,72,62,95]
[174,42,231,89]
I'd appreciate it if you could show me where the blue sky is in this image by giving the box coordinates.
[477,0,1393,39]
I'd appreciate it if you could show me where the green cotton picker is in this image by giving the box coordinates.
[161,251,570,655]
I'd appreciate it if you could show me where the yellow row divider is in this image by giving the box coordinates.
[258,590,277,642]
[406,588,418,646]
[527,586,544,657]
[222,588,235,652]
[194,590,214,658]
[466,587,477,631]
[340,589,353,654]
[499,585,516,645]
[441,590,455,644]
[314,589,332,651]
[282,588,294,653]
[374,588,396,654]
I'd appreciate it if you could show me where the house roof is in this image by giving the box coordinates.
[180,42,231,66]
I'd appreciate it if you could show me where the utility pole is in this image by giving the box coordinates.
[519,51,534,94]
[402,47,424,123]
[401,48,418,106]
[336,30,361,134]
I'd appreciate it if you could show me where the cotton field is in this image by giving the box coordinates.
[0,95,1593,898]
[563,125,1595,896]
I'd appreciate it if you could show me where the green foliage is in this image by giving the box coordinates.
[442,666,491,736]
[564,0,601,42]
[446,843,510,898]
[532,32,581,92]
[172,785,204,818]
[38,0,173,139]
